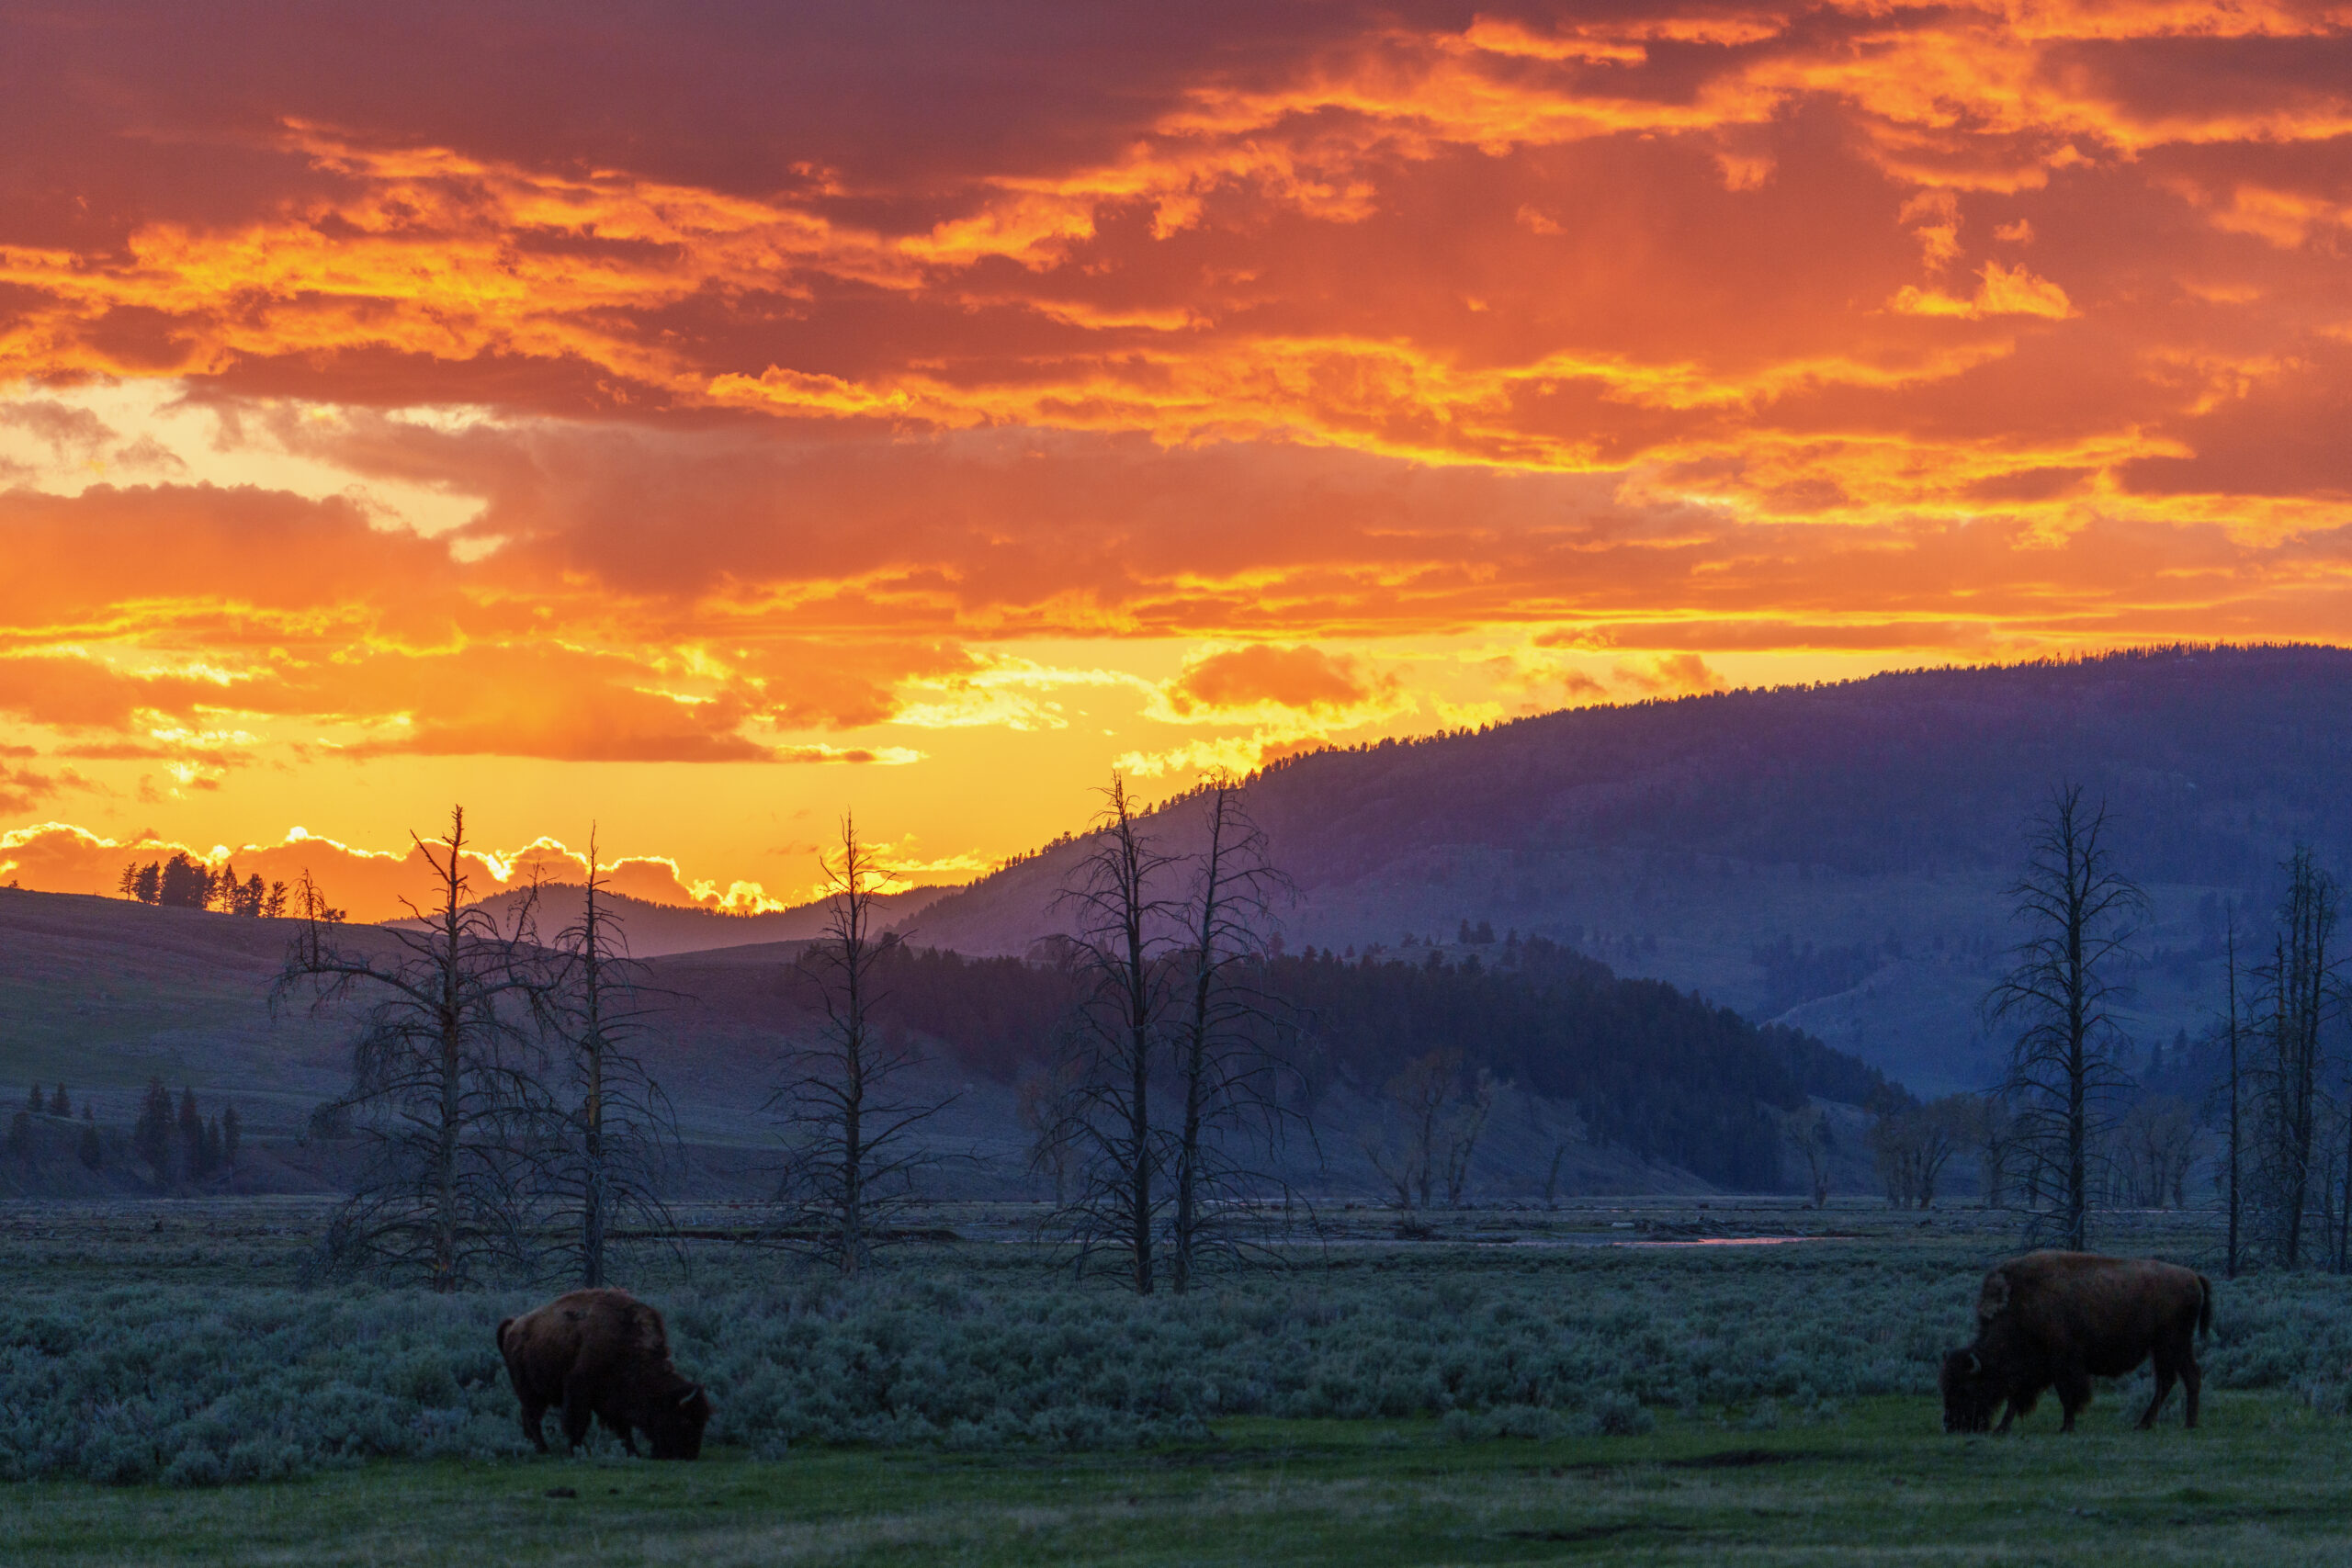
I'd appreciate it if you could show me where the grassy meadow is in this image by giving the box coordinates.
[8,1199,2352,1563]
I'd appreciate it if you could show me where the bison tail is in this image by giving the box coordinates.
[497,1315,514,1354]
[2196,1273,2213,1340]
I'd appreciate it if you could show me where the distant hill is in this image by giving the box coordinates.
[399,882,953,958]
[907,646,2352,1094]
[0,889,356,1190]
[0,888,1888,1200]
[637,935,1891,1194]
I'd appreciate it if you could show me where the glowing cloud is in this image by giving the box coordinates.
[1,2,2350,884]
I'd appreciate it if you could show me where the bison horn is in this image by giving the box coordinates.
[1964,1352,1981,1375]
[678,1387,699,1407]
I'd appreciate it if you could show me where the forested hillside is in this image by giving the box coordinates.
[648,934,1895,1190]
[910,647,2346,1092]
[392,882,950,958]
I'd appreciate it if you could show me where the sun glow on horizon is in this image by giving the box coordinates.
[3,1,2348,895]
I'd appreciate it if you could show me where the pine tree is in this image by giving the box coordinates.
[220,1102,240,1168]
[177,1087,204,1177]
[159,855,210,909]
[24,1083,40,1117]
[78,1108,103,1170]
[49,1085,68,1117]
[133,863,161,904]
[133,1078,174,1174]
[200,1116,223,1178]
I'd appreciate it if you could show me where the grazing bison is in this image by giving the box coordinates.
[497,1288,711,1459]
[1939,1250,2211,1435]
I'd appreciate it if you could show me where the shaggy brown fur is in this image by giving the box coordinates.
[1939,1251,2211,1435]
[496,1288,711,1459]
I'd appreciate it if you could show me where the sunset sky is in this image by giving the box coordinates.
[4,1,2350,916]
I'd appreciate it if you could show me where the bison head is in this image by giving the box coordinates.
[642,1382,711,1460]
[1939,1347,2001,1433]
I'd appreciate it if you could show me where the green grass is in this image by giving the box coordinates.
[6,1201,2349,1562]
[10,1397,2349,1566]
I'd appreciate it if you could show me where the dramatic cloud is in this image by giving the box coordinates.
[0,821,797,920]
[2,1,2349,891]
[1164,645,1379,716]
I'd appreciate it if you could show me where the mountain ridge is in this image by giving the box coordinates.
[902,645,2351,1093]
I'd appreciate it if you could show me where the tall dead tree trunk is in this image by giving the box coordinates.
[545,831,677,1291]
[2224,917,2243,1279]
[1052,775,1178,1294]
[2256,848,2337,1269]
[774,813,947,1275]
[1987,784,2144,1253]
[1167,774,1295,1293]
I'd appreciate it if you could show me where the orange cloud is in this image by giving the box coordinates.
[1611,653,1732,696]
[0,821,797,920]
[1161,644,1379,716]
[3,3,2352,868]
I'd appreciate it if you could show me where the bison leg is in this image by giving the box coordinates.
[560,1372,598,1453]
[2182,1354,2202,1429]
[2054,1363,2093,1434]
[596,1408,641,1458]
[516,1395,551,1454]
[2138,1357,2178,1429]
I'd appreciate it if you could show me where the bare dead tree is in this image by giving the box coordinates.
[1363,1049,1458,1210]
[1437,1068,1497,1209]
[1017,1057,1082,1204]
[772,814,950,1276]
[1048,775,1181,1292]
[1544,1142,1572,1208]
[1166,775,1305,1292]
[2115,1096,2200,1208]
[2251,848,2340,1269]
[1986,785,2145,1250]
[541,832,680,1289]
[1785,1104,1835,1209]
[274,807,549,1291]
[2220,914,2244,1277]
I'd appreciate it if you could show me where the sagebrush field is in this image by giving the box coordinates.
[7,1199,2352,1562]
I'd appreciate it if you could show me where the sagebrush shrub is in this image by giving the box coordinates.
[0,1242,2338,1484]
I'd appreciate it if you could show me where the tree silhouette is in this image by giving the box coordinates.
[158,853,209,909]
[2250,847,2339,1269]
[276,807,548,1291]
[541,834,677,1289]
[1049,775,1180,1293]
[1167,775,1300,1292]
[772,814,949,1276]
[1987,784,2144,1251]
[132,1077,173,1176]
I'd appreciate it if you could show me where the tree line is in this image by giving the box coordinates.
[118,852,292,918]
[6,1079,239,1181]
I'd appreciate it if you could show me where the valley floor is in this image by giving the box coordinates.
[12,1399,2349,1567]
[6,1199,2349,1563]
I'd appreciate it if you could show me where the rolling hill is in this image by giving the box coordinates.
[393,882,953,958]
[907,646,2351,1094]
[0,887,1888,1201]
